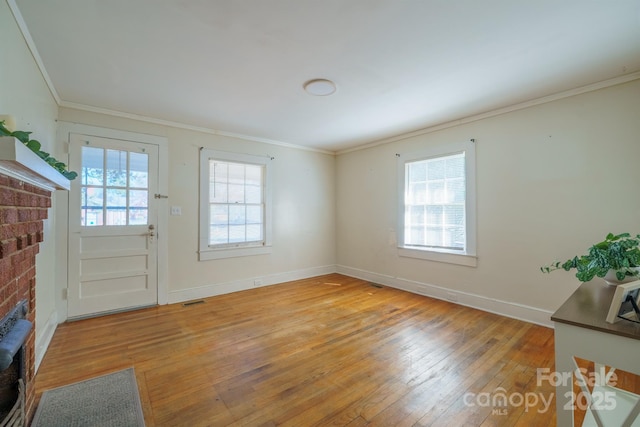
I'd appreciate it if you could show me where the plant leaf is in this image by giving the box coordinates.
[11,130,32,143]
[26,139,42,152]
[0,121,11,136]
[62,171,78,180]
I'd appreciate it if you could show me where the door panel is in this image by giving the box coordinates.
[68,134,159,318]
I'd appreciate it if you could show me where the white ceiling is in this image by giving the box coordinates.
[14,0,640,152]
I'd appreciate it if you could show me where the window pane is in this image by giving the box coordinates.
[410,205,425,224]
[426,227,443,247]
[210,225,228,245]
[408,162,426,182]
[408,183,426,204]
[106,188,127,225]
[245,165,262,186]
[229,225,245,243]
[446,155,465,179]
[447,178,465,203]
[228,163,245,184]
[82,187,104,227]
[106,188,126,208]
[129,190,148,225]
[82,147,103,186]
[444,205,465,226]
[212,183,228,203]
[442,228,455,247]
[106,210,126,225]
[129,210,147,225]
[246,205,262,224]
[246,224,262,241]
[85,187,103,207]
[427,181,444,204]
[229,205,246,225]
[106,149,127,187]
[212,161,228,183]
[450,227,465,249]
[409,226,425,246]
[427,158,445,180]
[129,152,148,188]
[129,190,148,208]
[83,209,104,226]
[245,185,261,204]
[211,205,229,226]
[228,184,245,203]
[426,205,442,224]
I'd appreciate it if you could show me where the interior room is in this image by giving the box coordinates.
[1,1,640,425]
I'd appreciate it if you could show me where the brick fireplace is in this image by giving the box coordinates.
[0,172,52,424]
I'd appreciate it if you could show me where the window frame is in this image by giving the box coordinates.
[199,149,272,261]
[397,140,477,267]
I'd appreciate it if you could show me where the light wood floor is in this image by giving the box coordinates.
[35,274,557,426]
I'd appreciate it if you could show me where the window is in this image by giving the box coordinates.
[80,145,149,226]
[398,140,476,267]
[199,149,272,260]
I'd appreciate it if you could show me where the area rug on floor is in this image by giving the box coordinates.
[31,367,145,427]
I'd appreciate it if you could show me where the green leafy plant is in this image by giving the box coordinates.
[541,233,640,282]
[0,120,77,180]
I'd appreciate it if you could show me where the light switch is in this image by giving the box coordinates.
[170,206,182,216]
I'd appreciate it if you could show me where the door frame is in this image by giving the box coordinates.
[57,122,169,319]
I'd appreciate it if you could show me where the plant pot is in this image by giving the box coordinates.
[603,268,640,285]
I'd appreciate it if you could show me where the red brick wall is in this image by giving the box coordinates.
[0,173,51,422]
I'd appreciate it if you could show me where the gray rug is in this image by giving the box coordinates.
[32,368,145,427]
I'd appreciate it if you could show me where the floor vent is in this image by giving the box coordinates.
[369,283,384,289]
[182,300,205,307]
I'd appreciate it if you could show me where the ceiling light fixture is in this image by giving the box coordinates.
[303,79,336,96]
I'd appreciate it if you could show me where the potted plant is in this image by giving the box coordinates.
[0,120,77,180]
[541,233,640,284]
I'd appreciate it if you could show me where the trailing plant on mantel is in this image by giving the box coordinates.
[0,120,77,180]
[541,232,640,282]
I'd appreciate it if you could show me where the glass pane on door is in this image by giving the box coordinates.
[81,146,149,227]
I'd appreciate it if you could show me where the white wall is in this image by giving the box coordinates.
[336,79,640,326]
[57,107,336,305]
[0,0,60,368]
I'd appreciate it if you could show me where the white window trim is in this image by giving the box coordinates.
[199,149,272,261]
[397,140,477,267]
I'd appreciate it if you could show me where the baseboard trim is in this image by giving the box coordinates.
[168,265,337,304]
[336,265,554,328]
[34,309,58,373]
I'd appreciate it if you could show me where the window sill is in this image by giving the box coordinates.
[199,245,272,261]
[398,247,477,267]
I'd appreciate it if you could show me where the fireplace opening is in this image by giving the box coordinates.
[0,300,31,426]
[0,354,23,422]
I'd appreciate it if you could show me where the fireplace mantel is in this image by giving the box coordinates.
[0,137,70,192]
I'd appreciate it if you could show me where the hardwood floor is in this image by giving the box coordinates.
[35,274,556,426]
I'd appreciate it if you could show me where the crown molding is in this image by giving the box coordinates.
[58,101,334,155]
[337,71,640,155]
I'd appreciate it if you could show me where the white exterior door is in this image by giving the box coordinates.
[68,133,159,318]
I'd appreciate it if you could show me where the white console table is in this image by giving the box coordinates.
[552,281,640,426]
